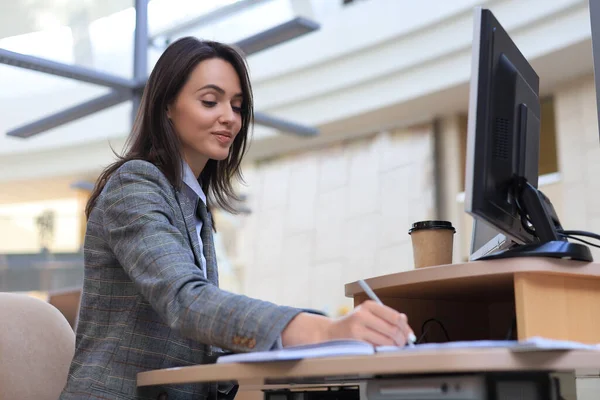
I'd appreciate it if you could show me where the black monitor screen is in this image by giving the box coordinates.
[464,8,593,262]
[465,8,540,245]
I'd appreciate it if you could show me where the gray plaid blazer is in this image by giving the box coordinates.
[60,160,302,400]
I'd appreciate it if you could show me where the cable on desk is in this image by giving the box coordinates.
[513,196,600,248]
[557,229,600,249]
[418,318,450,344]
[559,229,600,241]
[559,234,600,249]
[505,316,517,340]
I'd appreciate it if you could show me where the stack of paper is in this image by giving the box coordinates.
[216,337,600,364]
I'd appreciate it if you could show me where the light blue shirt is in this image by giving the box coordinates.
[181,162,208,279]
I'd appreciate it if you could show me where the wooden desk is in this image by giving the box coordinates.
[345,258,600,344]
[137,348,600,390]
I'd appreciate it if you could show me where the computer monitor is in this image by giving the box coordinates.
[465,7,592,262]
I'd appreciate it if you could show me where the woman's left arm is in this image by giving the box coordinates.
[101,160,303,353]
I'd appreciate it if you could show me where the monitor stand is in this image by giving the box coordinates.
[478,240,592,261]
[478,180,593,262]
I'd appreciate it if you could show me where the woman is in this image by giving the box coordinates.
[60,37,414,400]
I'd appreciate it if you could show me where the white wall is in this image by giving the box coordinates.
[554,74,600,259]
[237,124,435,314]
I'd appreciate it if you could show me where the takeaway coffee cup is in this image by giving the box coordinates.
[408,220,456,268]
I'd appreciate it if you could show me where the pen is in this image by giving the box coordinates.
[357,279,417,347]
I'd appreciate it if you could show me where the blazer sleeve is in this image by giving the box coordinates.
[100,160,302,353]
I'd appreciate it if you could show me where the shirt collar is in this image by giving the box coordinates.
[182,161,207,206]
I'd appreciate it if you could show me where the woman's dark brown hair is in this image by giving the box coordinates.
[85,37,252,217]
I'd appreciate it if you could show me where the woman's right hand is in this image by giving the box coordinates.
[325,300,414,346]
[281,300,414,347]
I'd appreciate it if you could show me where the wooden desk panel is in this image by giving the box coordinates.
[515,272,600,342]
[345,258,600,300]
[346,258,600,343]
[137,348,600,388]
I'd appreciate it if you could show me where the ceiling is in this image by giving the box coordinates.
[0,0,130,39]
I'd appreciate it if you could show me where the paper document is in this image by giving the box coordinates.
[217,337,600,364]
[216,340,374,364]
[376,340,518,353]
[512,337,600,352]
[376,337,600,353]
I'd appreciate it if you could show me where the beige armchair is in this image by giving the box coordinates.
[0,292,75,400]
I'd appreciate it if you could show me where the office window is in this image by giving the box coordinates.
[459,96,559,191]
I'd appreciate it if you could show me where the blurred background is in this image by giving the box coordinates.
[0,0,598,319]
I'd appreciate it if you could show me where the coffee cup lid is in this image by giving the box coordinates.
[408,220,456,234]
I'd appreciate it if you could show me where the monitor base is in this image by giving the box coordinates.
[477,240,593,262]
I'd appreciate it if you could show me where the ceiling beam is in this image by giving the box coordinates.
[70,181,95,191]
[131,0,149,120]
[254,112,318,136]
[235,17,319,55]
[6,90,130,138]
[0,48,135,91]
[2,1,320,138]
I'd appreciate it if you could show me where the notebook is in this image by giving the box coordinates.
[216,337,600,364]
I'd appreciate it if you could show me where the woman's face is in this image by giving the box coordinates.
[167,58,243,175]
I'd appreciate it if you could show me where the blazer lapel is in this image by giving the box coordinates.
[175,191,205,276]
[175,190,219,286]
